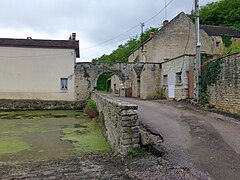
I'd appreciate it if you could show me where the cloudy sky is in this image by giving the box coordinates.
[0,0,218,62]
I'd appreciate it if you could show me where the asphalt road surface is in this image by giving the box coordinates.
[114,97,240,180]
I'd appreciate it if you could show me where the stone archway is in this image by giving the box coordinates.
[74,62,132,100]
[74,62,161,101]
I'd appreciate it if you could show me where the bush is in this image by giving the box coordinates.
[84,99,98,118]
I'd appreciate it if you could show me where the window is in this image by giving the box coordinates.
[163,75,168,86]
[60,78,68,90]
[176,72,182,85]
[216,41,220,48]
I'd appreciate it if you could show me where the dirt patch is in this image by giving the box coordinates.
[0,154,210,180]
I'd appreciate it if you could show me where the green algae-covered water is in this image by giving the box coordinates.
[0,110,110,164]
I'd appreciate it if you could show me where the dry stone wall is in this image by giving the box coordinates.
[0,99,85,110]
[208,53,240,115]
[92,93,140,155]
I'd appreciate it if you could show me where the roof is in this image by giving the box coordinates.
[201,25,240,38]
[128,12,188,58]
[0,38,80,57]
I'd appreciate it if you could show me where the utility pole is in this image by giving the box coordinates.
[140,22,145,53]
[195,0,201,102]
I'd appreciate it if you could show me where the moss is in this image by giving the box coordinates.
[0,138,30,155]
[128,148,146,159]
[62,119,110,153]
[0,110,110,164]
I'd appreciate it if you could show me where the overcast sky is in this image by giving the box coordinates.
[0,0,218,62]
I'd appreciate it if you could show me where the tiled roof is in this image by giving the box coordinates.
[201,25,240,38]
[0,38,80,57]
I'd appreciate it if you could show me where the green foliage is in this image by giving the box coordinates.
[201,53,213,63]
[199,0,240,29]
[84,99,98,118]
[92,27,159,62]
[96,72,112,91]
[201,58,223,104]
[224,40,240,56]
[222,36,232,47]
[128,148,145,159]
[188,0,240,29]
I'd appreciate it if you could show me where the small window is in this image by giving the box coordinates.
[216,41,220,48]
[60,78,68,90]
[176,72,182,85]
[163,75,168,86]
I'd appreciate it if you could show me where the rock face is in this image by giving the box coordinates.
[92,93,140,155]
[139,125,163,146]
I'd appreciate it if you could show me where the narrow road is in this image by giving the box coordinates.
[114,97,240,180]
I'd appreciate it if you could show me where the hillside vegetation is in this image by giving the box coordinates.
[93,0,239,62]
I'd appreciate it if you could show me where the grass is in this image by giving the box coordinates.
[0,137,30,154]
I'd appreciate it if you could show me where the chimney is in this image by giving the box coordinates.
[71,33,76,40]
[150,32,155,38]
[163,20,169,26]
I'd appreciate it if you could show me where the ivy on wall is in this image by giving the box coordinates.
[222,36,232,48]
[200,58,223,104]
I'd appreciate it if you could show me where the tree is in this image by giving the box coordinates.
[93,27,159,63]
[189,0,240,29]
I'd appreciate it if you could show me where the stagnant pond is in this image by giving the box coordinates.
[0,110,110,164]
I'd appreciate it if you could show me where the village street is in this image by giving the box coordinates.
[114,96,240,180]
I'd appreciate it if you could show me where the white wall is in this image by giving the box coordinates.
[161,55,195,99]
[0,46,76,101]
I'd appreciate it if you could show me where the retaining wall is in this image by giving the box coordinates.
[92,93,140,155]
[208,53,240,115]
[0,99,85,110]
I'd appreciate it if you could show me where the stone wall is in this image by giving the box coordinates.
[208,53,240,115]
[0,99,85,110]
[161,55,195,99]
[92,93,140,155]
[140,63,161,99]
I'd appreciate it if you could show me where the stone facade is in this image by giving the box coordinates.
[75,62,162,101]
[92,93,140,155]
[75,62,131,101]
[208,53,240,115]
[0,99,85,110]
[161,55,195,99]
[128,12,213,63]
[138,63,161,99]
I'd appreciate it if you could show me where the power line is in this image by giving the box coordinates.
[82,0,175,50]
[81,24,140,50]
[144,0,175,24]
[82,29,140,51]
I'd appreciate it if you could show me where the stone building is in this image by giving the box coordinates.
[0,33,79,101]
[128,12,240,63]
[128,12,213,63]
[126,12,240,100]
[200,25,240,56]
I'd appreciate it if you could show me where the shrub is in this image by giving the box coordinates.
[84,99,98,118]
